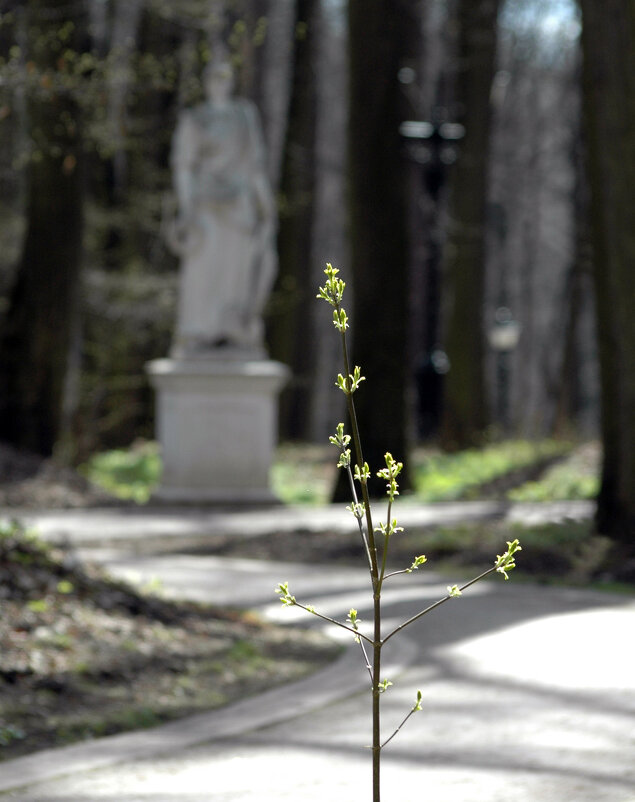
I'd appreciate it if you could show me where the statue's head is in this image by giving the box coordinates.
[203,56,234,103]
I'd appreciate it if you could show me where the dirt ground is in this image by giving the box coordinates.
[0,516,340,763]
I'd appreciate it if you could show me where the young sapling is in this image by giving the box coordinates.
[276,263,521,802]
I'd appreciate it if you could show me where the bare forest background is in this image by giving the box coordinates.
[0,0,633,539]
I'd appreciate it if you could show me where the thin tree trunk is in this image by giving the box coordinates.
[0,1,86,456]
[338,0,422,499]
[267,0,320,441]
[580,0,635,542]
[440,0,499,450]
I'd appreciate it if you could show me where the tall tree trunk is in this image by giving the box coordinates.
[107,0,144,202]
[580,0,635,542]
[0,1,87,456]
[267,0,319,441]
[229,0,271,105]
[338,0,422,499]
[552,130,591,437]
[439,0,499,450]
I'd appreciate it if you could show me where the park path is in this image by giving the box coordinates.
[1,500,634,801]
[11,498,594,547]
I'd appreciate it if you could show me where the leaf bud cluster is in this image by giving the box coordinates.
[494,538,522,580]
[376,452,403,501]
[274,582,296,606]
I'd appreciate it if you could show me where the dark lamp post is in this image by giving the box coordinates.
[399,118,465,197]
[400,111,464,439]
[488,307,521,430]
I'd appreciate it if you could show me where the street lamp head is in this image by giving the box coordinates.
[488,307,521,351]
[438,122,465,141]
[399,120,435,139]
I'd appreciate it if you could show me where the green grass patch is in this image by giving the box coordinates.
[82,441,336,506]
[411,439,570,502]
[508,460,599,502]
[80,438,587,507]
[79,440,161,503]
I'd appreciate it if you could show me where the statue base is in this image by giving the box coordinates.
[146,355,289,504]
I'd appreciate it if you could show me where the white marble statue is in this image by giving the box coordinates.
[167,57,277,356]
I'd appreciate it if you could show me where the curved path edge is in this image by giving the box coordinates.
[0,630,417,794]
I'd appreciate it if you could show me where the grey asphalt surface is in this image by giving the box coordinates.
[1,501,634,801]
[10,498,594,548]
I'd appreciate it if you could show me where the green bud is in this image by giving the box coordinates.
[317,263,346,307]
[406,554,427,573]
[495,538,522,580]
[354,462,371,483]
[377,453,403,501]
[346,502,366,519]
[349,365,366,392]
[333,308,348,332]
[347,608,361,642]
[275,581,296,606]
[374,518,403,537]
[336,368,365,394]
[329,422,351,448]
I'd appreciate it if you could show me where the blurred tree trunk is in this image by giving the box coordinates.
[0,1,87,457]
[96,0,144,274]
[230,0,270,104]
[580,0,635,542]
[335,0,421,499]
[107,0,144,203]
[552,131,591,436]
[439,0,499,450]
[267,0,319,440]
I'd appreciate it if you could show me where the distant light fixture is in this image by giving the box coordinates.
[488,307,521,352]
[399,120,434,139]
[398,67,417,85]
[399,120,465,140]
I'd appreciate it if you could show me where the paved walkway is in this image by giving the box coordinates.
[1,500,634,801]
[11,498,594,547]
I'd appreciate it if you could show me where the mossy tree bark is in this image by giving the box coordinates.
[0,2,87,457]
[580,0,635,542]
[267,0,319,440]
[336,0,422,500]
[439,0,499,451]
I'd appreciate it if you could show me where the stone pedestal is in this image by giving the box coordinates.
[146,357,289,504]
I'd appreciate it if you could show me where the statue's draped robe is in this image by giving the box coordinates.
[171,98,276,353]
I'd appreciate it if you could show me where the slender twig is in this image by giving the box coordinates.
[382,566,496,645]
[358,637,373,683]
[294,601,376,646]
[381,706,419,749]
[339,326,378,581]
[376,500,392,592]
[345,463,374,573]
[383,568,411,580]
